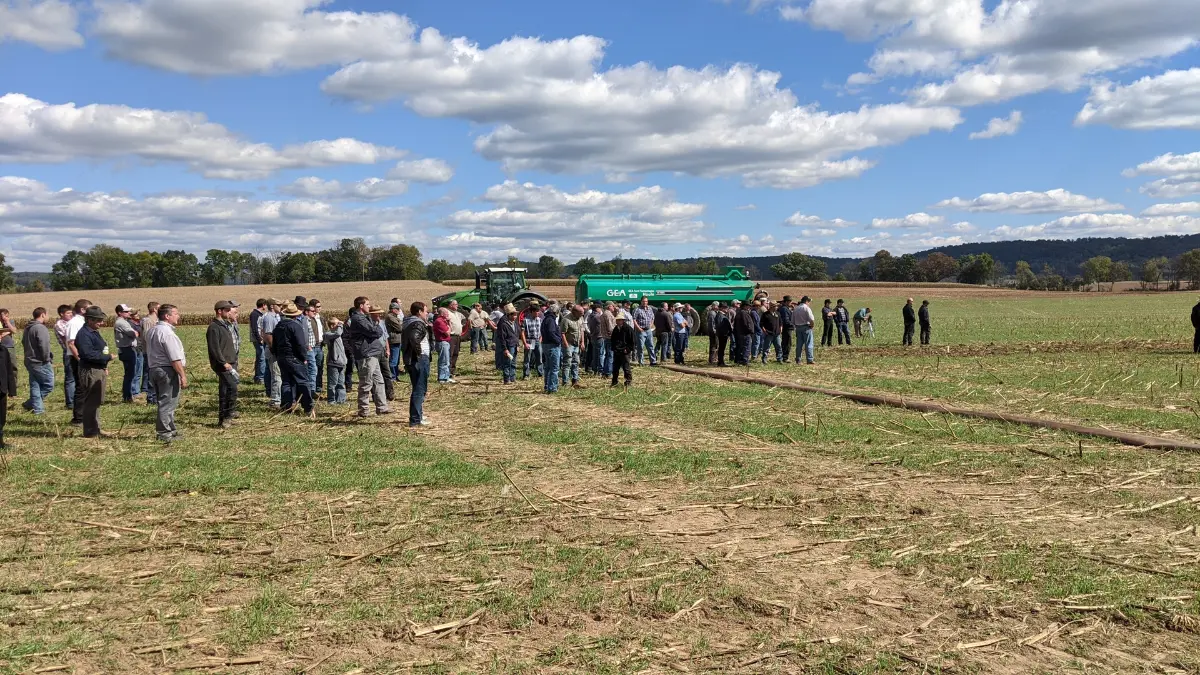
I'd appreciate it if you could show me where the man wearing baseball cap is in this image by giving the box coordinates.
[671,303,689,365]
[113,304,141,403]
[207,300,241,428]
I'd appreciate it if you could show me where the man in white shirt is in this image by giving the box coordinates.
[146,304,188,442]
[447,300,464,377]
[65,299,90,425]
[794,296,816,365]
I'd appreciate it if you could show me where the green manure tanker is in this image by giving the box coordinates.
[574,267,756,306]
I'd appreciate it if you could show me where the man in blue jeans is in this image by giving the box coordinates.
[672,303,689,364]
[21,307,54,414]
[401,301,431,427]
[520,302,543,380]
[794,296,816,364]
[249,299,266,384]
[54,305,75,411]
[113,304,141,402]
[540,303,564,393]
[632,297,656,365]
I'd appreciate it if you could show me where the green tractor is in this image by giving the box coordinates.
[432,267,549,316]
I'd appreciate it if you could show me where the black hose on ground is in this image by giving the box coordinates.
[660,364,1200,453]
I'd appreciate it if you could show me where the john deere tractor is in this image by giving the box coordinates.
[432,267,548,315]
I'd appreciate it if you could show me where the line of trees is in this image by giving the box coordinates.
[25,242,1200,293]
[34,243,729,292]
[770,250,993,285]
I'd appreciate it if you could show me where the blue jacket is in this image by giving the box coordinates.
[540,312,562,345]
[272,317,309,364]
[76,325,110,369]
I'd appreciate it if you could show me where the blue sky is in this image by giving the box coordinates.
[1,0,1198,270]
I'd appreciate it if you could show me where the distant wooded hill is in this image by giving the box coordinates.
[612,234,1200,280]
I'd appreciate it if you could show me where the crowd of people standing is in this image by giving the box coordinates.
[0,292,934,448]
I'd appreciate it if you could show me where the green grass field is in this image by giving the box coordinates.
[2,289,1199,673]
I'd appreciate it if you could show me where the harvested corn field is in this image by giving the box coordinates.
[1,290,1199,674]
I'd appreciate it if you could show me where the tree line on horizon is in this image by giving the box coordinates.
[5,239,1200,293]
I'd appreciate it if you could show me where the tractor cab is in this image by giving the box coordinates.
[481,267,528,306]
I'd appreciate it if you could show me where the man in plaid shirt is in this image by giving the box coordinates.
[520,301,543,379]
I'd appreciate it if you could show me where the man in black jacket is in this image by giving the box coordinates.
[835,299,852,345]
[778,297,794,364]
[654,303,673,364]
[401,301,431,426]
[820,299,836,347]
[610,313,636,387]
[1192,299,1200,353]
[346,296,388,418]
[714,303,732,367]
[733,302,755,365]
[902,298,917,346]
[76,306,114,438]
[919,300,932,345]
[273,302,312,416]
[0,325,16,448]
[207,300,241,427]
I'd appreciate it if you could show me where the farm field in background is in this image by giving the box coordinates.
[2,291,1199,673]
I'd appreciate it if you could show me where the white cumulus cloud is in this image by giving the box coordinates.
[1143,202,1200,216]
[443,181,709,250]
[0,175,427,269]
[969,110,1022,140]
[1124,151,1200,198]
[869,212,944,229]
[0,93,407,179]
[772,0,1200,107]
[993,212,1200,240]
[386,158,454,184]
[91,0,962,188]
[1077,68,1200,130]
[783,212,855,227]
[0,0,82,50]
[279,177,410,201]
[934,189,1123,214]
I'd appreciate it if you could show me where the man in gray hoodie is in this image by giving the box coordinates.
[22,307,53,415]
[323,316,348,404]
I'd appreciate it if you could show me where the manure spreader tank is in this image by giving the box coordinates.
[574,267,756,306]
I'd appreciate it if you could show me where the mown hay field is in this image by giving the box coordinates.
[2,290,1199,673]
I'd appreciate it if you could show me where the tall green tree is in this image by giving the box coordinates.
[916,252,958,282]
[858,250,895,281]
[201,248,235,285]
[368,244,424,280]
[51,250,87,290]
[425,259,452,282]
[129,251,161,288]
[0,253,14,293]
[85,245,133,289]
[892,254,920,282]
[536,255,564,279]
[1014,260,1038,289]
[1080,256,1113,290]
[769,252,827,281]
[1141,257,1167,290]
[694,258,720,275]
[155,250,201,287]
[572,257,598,276]
[956,253,995,285]
[277,252,316,284]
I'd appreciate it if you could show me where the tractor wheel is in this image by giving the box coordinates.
[510,292,549,313]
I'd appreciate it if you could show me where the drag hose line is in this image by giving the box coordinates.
[660,364,1200,453]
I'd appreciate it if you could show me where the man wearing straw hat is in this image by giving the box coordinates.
[272,301,314,417]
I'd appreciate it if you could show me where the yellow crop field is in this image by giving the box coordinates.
[0,280,451,318]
